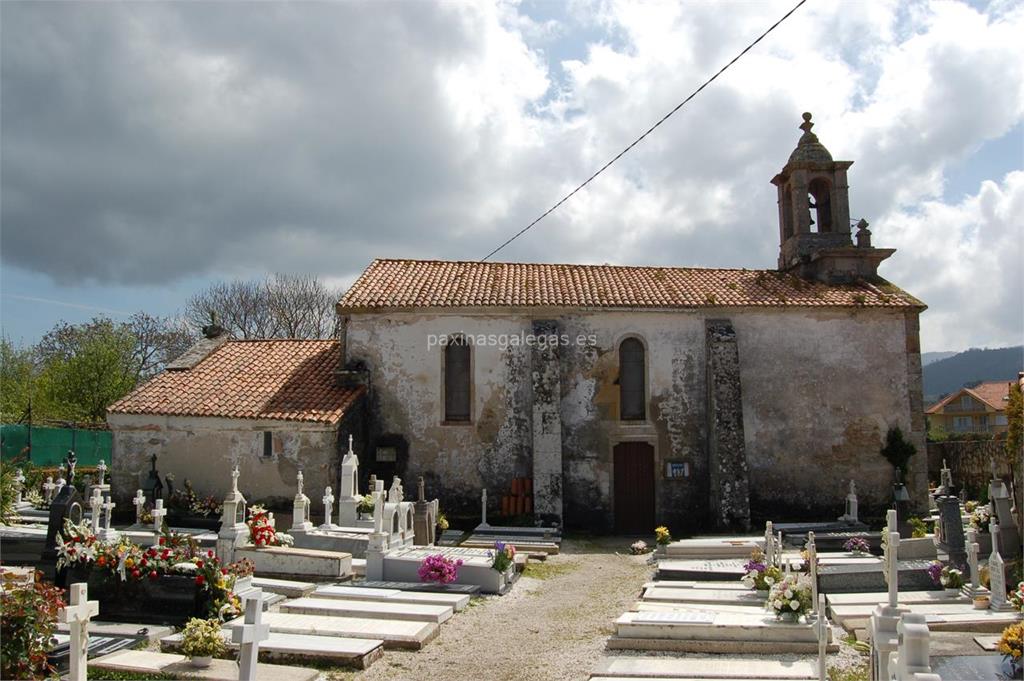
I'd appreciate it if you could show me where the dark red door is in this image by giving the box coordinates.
[613,441,655,534]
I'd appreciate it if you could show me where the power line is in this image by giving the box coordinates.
[481,0,809,261]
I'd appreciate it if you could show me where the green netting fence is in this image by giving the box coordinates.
[0,423,111,466]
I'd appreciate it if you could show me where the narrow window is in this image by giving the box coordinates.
[445,337,471,422]
[263,431,273,457]
[619,338,646,421]
[808,178,832,233]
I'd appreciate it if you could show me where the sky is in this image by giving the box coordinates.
[1,0,1022,353]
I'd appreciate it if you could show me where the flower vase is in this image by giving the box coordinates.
[779,611,800,624]
[190,656,212,668]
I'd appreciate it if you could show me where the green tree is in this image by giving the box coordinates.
[0,338,35,421]
[880,426,916,482]
[41,323,137,423]
[1006,380,1023,528]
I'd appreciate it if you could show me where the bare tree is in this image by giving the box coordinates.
[184,274,341,340]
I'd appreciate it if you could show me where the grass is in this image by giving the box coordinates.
[87,670,179,681]
[523,561,577,580]
[827,662,869,681]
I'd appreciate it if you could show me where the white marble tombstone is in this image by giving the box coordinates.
[232,589,270,681]
[337,434,361,527]
[321,486,335,529]
[95,459,107,486]
[890,613,941,681]
[963,527,987,597]
[289,471,313,535]
[839,480,858,523]
[97,494,119,542]
[869,509,909,681]
[43,476,55,504]
[88,489,103,535]
[764,520,774,565]
[365,488,389,580]
[217,465,248,562]
[58,582,100,681]
[132,489,146,526]
[988,520,1014,611]
[150,498,167,546]
[816,594,828,681]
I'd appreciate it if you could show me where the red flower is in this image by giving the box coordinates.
[195,575,205,586]
[221,568,228,575]
[162,550,170,559]
[140,558,148,567]
[195,560,204,569]
[131,569,141,579]
[207,550,214,558]
[149,570,159,581]
[158,537,165,545]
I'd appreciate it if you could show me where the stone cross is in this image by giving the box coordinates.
[43,476,55,503]
[321,486,335,529]
[372,488,385,534]
[98,494,118,542]
[481,488,489,527]
[231,589,270,681]
[151,498,167,544]
[133,489,146,525]
[939,459,952,490]
[964,527,985,597]
[58,582,100,681]
[764,521,774,565]
[348,434,354,454]
[816,594,828,681]
[88,489,103,535]
[893,613,941,681]
[14,468,25,504]
[807,531,819,616]
[840,480,858,523]
[418,476,426,503]
[231,466,240,494]
[95,459,107,486]
[884,509,900,608]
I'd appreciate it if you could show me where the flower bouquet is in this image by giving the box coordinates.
[1010,581,1024,612]
[489,541,516,573]
[654,526,672,546]
[997,622,1023,678]
[418,554,463,584]
[767,575,813,622]
[741,558,782,593]
[247,505,292,547]
[970,506,991,533]
[927,561,963,591]
[843,537,870,555]
[630,540,649,555]
[180,617,226,668]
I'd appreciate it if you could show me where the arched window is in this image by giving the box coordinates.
[444,336,471,422]
[619,338,646,421]
[808,178,832,233]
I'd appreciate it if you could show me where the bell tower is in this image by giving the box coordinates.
[771,113,893,283]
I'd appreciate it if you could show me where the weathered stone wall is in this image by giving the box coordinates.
[108,413,340,509]
[345,306,924,532]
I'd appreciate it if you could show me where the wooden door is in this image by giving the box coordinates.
[613,441,655,534]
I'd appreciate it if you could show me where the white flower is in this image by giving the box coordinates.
[765,576,775,586]
[742,578,755,588]
[746,570,758,578]
[774,600,782,609]
[790,599,800,610]
[784,589,793,599]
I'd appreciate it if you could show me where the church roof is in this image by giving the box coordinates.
[338,258,924,312]
[108,339,363,424]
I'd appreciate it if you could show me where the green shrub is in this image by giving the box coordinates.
[880,426,916,482]
[1,571,65,680]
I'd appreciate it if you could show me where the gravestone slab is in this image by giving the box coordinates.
[594,656,817,679]
[346,580,481,595]
[313,584,470,610]
[280,596,454,623]
[46,634,144,675]
[221,611,439,650]
[931,654,1007,680]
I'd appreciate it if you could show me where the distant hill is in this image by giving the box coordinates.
[923,346,1023,405]
[921,351,957,366]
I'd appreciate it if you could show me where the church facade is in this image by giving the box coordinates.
[336,114,928,532]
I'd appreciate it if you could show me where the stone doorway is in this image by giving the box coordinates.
[613,441,655,534]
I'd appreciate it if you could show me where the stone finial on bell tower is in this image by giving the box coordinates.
[771,113,893,283]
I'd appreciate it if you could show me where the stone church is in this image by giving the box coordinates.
[110,114,927,533]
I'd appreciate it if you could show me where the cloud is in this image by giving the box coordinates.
[1,0,1021,351]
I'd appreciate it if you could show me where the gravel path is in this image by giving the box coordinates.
[336,537,652,681]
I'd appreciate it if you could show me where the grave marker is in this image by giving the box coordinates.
[988,520,1014,611]
[838,480,858,523]
[132,489,146,526]
[480,489,489,528]
[935,495,967,573]
[963,527,987,598]
[338,434,360,526]
[97,494,119,542]
[58,582,100,681]
[289,471,313,535]
[816,594,827,681]
[890,613,941,681]
[231,589,270,681]
[764,521,774,565]
[217,465,248,562]
[807,531,819,616]
[150,499,167,547]
[14,468,26,505]
[321,486,335,530]
[89,489,103,535]
[869,509,910,681]
[95,459,107,486]
[43,475,55,504]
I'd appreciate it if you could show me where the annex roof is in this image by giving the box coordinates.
[108,339,361,425]
[338,259,924,312]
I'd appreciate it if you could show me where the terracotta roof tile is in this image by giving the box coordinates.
[338,259,924,311]
[108,340,361,424]
[926,380,1013,414]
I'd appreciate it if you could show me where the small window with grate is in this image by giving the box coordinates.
[619,337,646,421]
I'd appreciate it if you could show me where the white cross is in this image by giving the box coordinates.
[43,476,55,503]
[14,468,25,503]
[884,509,900,608]
[58,582,100,681]
[89,490,103,534]
[231,466,240,494]
[95,459,107,485]
[231,589,270,681]
[101,495,116,531]
[151,498,167,544]
[133,489,146,524]
[348,434,354,454]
